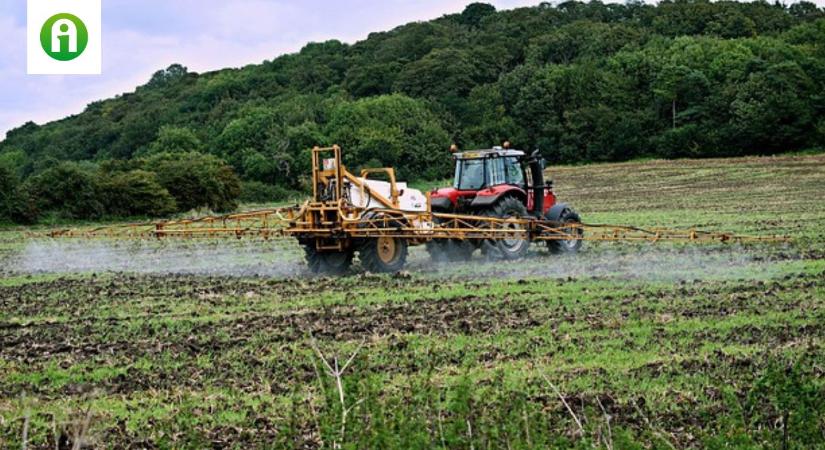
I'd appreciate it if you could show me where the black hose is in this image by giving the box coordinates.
[527,150,544,218]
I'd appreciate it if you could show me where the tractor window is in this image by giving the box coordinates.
[488,157,506,186]
[454,159,486,190]
[504,157,524,186]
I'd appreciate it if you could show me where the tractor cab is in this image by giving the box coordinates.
[453,148,526,191]
[431,145,556,217]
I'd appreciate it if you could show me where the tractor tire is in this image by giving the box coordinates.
[360,236,408,273]
[303,245,354,275]
[480,196,530,260]
[425,216,475,262]
[547,209,583,254]
[357,213,409,273]
[426,239,475,262]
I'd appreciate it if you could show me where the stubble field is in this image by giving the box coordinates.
[1,154,824,448]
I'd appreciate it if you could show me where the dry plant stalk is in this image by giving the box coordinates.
[540,373,585,435]
[67,403,95,450]
[632,399,677,450]
[522,404,532,447]
[21,410,30,450]
[467,419,475,450]
[308,336,365,449]
[540,373,618,449]
[596,397,614,450]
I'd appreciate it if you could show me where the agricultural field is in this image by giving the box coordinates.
[1,154,824,448]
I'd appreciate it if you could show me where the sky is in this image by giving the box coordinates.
[0,0,822,139]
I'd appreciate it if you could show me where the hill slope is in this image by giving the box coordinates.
[1,1,824,222]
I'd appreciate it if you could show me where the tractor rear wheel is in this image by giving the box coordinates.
[303,245,354,275]
[547,209,583,254]
[480,197,530,260]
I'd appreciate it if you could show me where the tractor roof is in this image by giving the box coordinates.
[454,147,525,159]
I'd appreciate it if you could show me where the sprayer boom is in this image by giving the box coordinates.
[44,207,785,243]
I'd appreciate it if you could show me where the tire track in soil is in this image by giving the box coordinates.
[0,294,544,361]
[0,287,546,397]
[3,274,822,362]
[2,273,823,399]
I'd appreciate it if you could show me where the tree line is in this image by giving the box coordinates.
[1,0,824,223]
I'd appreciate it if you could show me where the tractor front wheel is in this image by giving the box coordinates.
[547,209,583,254]
[303,245,354,275]
[481,197,530,260]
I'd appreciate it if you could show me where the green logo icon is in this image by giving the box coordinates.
[40,13,88,61]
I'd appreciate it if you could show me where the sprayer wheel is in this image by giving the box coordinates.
[356,212,409,273]
[547,209,583,254]
[480,197,530,260]
[303,245,354,275]
[360,236,408,273]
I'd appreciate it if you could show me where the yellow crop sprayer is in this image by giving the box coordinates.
[46,145,787,274]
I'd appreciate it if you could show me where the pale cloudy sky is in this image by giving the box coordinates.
[0,0,541,139]
[0,0,822,139]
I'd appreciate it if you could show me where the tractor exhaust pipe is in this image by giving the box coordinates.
[526,149,544,218]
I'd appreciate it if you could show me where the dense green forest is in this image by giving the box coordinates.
[1,0,824,223]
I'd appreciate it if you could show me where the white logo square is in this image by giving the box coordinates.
[27,0,102,75]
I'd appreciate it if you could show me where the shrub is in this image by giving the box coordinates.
[24,162,104,220]
[145,125,204,155]
[0,165,15,216]
[0,165,20,222]
[239,181,301,203]
[101,170,177,217]
[325,94,452,180]
[144,152,241,212]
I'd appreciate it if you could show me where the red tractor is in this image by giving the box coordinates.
[428,144,583,260]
